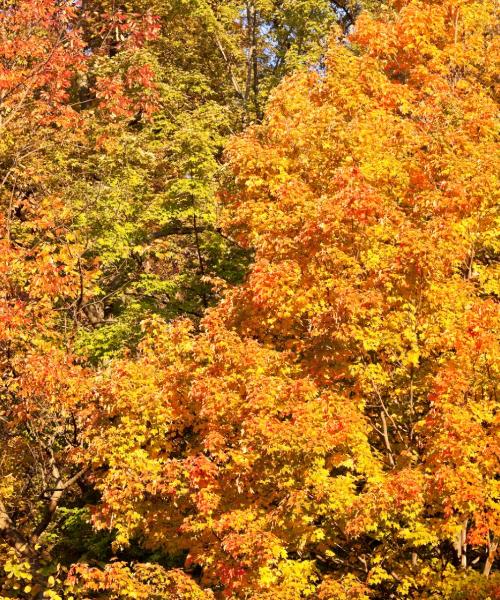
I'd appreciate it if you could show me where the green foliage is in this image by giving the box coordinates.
[52,509,115,565]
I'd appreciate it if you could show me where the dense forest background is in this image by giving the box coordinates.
[0,0,498,598]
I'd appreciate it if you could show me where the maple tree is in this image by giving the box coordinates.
[1,0,498,598]
[0,0,160,594]
[0,0,379,595]
[66,0,498,598]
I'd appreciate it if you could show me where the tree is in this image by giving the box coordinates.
[0,0,379,596]
[71,0,499,597]
[0,1,159,595]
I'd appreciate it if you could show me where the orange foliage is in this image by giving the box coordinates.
[72,1,499,597]
[1,0,498,597]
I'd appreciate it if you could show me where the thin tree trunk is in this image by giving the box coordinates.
[484,538,498,577]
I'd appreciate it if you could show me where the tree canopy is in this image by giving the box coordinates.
[0,0,498,598]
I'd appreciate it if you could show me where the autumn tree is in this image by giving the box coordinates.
[69,0,499,597]
[0,0,159,594]
[1,0,498,598]
[0,0,378,596]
